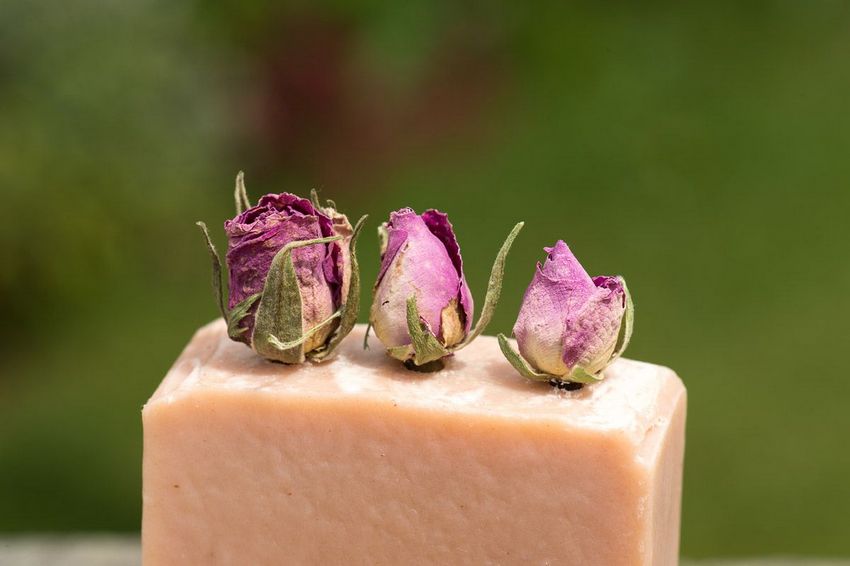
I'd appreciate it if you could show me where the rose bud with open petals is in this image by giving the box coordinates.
[368,208,523,369]
[498,241,633,386]
[197,173,366,364]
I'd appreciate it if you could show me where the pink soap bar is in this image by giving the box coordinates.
[142,321,686,565]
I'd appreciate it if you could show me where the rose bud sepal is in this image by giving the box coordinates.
[195,220,263,342]
[497,276,634,385]
[385,295,452,368]
[250,235,345,363]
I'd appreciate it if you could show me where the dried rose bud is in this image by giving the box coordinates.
[498,241,633,385]
[197,173,366,363]
[367,207,523,369]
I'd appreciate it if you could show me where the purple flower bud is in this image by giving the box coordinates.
[224,192,347,352]
[511,241,629,379]
[370,208,473,354]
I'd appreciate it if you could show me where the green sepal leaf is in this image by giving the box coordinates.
[403,295,450,365]
[197,219,261,342]
[455,222,524,350]
[497,333,552,382]
[309,188,322,210]
[363,323,372,350]
[225,292,261,340]
[309,215,368,362]
[308,189,338,214]
[195,221,227,319]
[252,235,342,364]
[610,276,634,362]
[268,310,342,351]
[386,344,414,362]
[566,366,604,384]
[234,171,251,215]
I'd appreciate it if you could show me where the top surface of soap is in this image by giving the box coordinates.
[150,320,682,441]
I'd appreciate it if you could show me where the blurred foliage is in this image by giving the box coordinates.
[1,0,849,558]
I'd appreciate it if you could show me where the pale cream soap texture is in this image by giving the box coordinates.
[142,320,686,565]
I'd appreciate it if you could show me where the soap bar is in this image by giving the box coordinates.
[142,321,686,565]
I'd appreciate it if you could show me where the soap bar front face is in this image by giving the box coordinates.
[142,321,685,566]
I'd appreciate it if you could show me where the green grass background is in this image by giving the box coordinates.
[1,0,849,557]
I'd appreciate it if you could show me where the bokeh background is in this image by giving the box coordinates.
[2,0,849,558]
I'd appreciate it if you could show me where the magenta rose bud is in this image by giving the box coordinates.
[370,208,472,353]
[224,192,340,350]
[498,241,633,385]
[369,208,523,369]
[197,173,366,364]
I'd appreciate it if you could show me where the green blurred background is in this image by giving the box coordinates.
[1,0,849,558]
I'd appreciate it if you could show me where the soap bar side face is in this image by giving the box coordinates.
[145,393,653,564]
[649,389,687,565]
